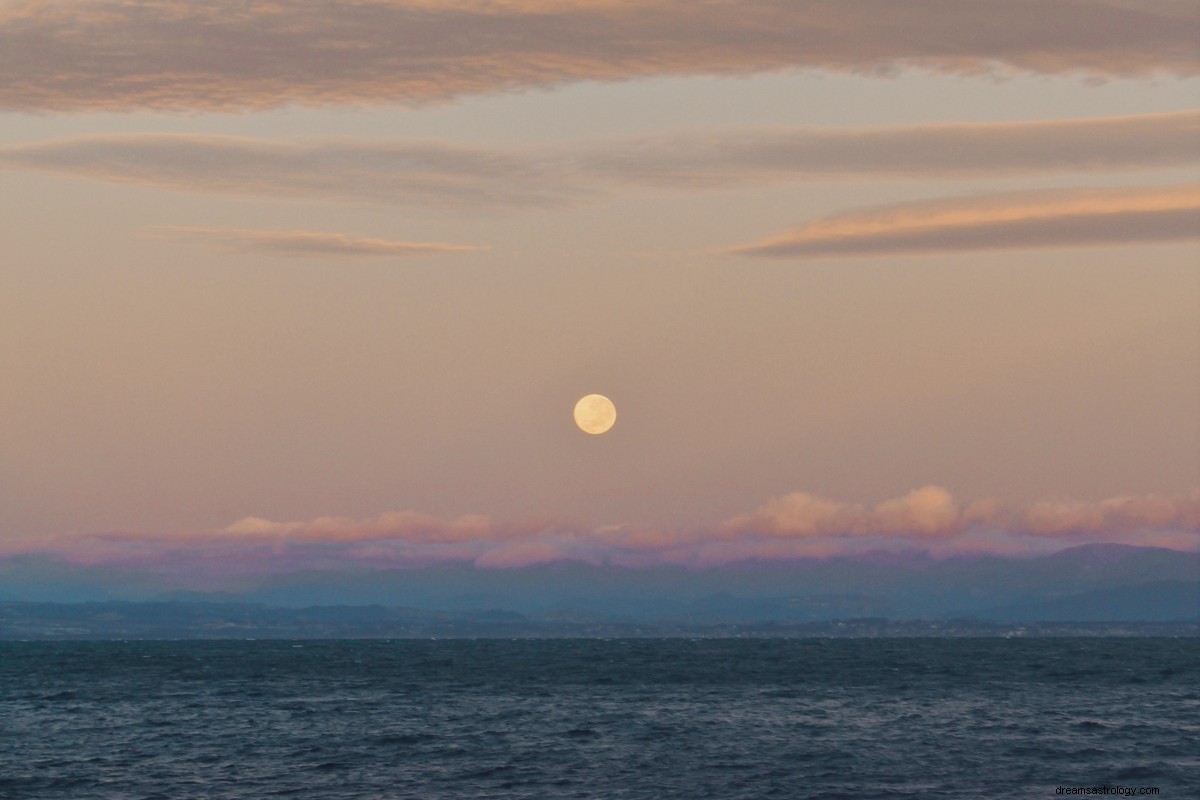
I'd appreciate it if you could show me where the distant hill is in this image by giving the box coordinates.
[1,544,1197,624]
[975,580,1200,622]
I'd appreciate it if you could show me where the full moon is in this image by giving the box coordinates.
[573,394,617,435]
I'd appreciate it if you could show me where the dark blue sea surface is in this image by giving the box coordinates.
[1,638,1196,799]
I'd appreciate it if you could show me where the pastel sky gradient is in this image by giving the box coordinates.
[1,0,1198,572]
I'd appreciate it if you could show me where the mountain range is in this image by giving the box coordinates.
[1,543,1195,626]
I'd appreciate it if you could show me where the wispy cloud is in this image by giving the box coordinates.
[0,134,580,208]
[6,488,1197,570]
[730,183,1200,258]
[586,111,1200,188]
[148,227,483,258]
[2,112,1196,207]
[2,1,1195,112]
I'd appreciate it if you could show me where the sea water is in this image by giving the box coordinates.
[1,638,1196,798]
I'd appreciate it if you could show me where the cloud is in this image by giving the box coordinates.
[1,1,1195,112]
[730,183,1200,258]
[871,486,960,537]
[0,134,579,208]
[4,488,1196,570]
[474,541,575,569]
[969,490,1200,538]
[2,112,1196,208]
[721,485,959,539]
[586,111,1200,188]
[221,511,497,544]
[147,227,482,257]
[722,486,1200,557]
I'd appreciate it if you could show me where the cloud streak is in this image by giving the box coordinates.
[731,183,1200,258]
[2,112,1196,207]
[585,111,1200,187]
[148,227,482,258]
[1,1,1196,112]
[6,488,1197,571]
[0,134,580,208]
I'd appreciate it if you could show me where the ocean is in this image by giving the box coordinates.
[1,638,1196,798]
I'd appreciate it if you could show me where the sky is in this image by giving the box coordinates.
[1,0,1198,574]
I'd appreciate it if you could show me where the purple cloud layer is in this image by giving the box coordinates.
[6,488,1197,572]
[1,1,1196,112]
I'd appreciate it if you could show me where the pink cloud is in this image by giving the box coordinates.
[474,541,577,569]
[1008,492,1200,537]
[4,487,1197,571]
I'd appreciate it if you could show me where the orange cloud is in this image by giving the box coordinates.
[731,183,1200,258]
[1,1,1195,112]
[870,486,960,537]
[721,485,961,539]
[223,511,498,544]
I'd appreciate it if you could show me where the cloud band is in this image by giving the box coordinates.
[1,1,1196,112]
[148,227,483,257]
[2,112,1196,208]
[731,183,1200,258]
[6,488,1197,570]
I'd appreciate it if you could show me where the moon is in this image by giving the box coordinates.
[573,394,616,435]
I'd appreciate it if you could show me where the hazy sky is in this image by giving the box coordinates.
[1,1,1198,570]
